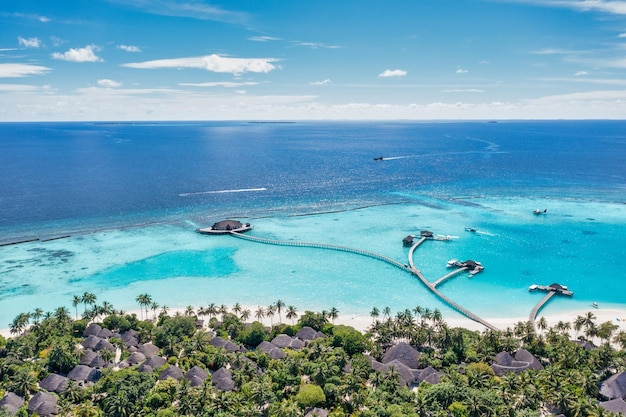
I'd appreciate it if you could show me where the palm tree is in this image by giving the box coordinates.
[54,306,71,324]
[9,312,30,335]
[328,307,339,324]
[160,305,170,317]
[232,302,242,316]
[286,306,298,325]
[370,307,380,323]
[31,308,44,325]
[151,302,160,320]
[275,299,285,323]
[537,316,548,335]
[255,306,265,322]
[219,304,229,320]
[240,309,251,322]
[266,304,276,326]
[72,295,82,319]
[185,305,195,316]
[101,301,114,316]
[135,293,152,320]
[81,292,97,313]
[383,306,391,320]
[207,303,218,319]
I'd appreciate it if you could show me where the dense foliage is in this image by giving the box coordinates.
[1,296,625,417]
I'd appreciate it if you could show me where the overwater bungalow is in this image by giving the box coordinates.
[197,220,252,235]
[402,235,415,246]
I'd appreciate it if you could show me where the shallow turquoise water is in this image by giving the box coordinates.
[1,195,624,328]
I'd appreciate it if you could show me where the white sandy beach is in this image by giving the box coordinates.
[3,304,626,344]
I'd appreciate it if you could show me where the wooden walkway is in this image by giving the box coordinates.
[230,232,411,272]
[529,292,556,323]
[407,240,499,331]
[228,231,498,331]
[432,267,468,288]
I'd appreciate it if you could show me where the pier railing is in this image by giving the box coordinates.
[231,232,410,272]
[231,231,499,331]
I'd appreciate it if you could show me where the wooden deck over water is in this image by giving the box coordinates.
[229,231,499,330]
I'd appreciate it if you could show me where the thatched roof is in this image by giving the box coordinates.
[27,392,58,417]
[82,335,103,350]
[137,343,159,358]
[212,367,235,391]
[185,366,209,387]
[127,352,147,365]
[257,341,286,359]
[39,373,69,393]
[600,372,626,400]
[491,351,532,376]
[304,407,329,417]
[271,334,294,348]
[212,220,243,230]
[67,365,101,383]
[256,341,278,353]
[289,338,305,350]
[137,355,167,373]
[209,336,228,348]
[600,398,626,413]
[158,365,184,381]
[419,366,443,384]
[377,360,417,387]
[94,338,115,352]
[84,323,103,337]
[80,349,106,368]
[515,349,543,371]
[121,330,139,347]
[382,342,421,369]
[296,326,325,341]
[0,392,24,416]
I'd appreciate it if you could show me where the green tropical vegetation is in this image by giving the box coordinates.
[1,296,625,417]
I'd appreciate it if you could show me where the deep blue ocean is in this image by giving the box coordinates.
[1,121,625,329]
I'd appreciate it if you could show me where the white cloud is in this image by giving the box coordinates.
[123,54,279,75]
[106,0,249,25]
[118,44,141,52]
[527,89,626,104]
[379,69,407,78]
[310,79,332,85]
[456,68,469,74]
[442,89,484,93]
[0,63,51,78]
[52,45,103,62]
[179,81,260,87]
[573,70,589,76]
[0,83,39,92]
[293,41,341,49]
[517,0,626,15]
[559,0,626,15]
[248,36,281,42]
[18,37,41,48]
[97,79,122,88]
[619,33,626,38]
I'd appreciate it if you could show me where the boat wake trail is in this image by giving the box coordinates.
[382,155,419,160]
[180,187,267,197]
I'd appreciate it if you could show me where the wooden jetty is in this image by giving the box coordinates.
[528,283,573,324]
[432,267,468,288]
[408,240,499,331]
[206,226,498,331]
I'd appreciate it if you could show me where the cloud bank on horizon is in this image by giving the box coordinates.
[1,0,626,121]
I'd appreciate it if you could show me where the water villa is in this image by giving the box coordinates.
[446,259,484,276]
[197,220,252,235]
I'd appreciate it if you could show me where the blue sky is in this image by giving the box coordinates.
[1,0,626,120]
